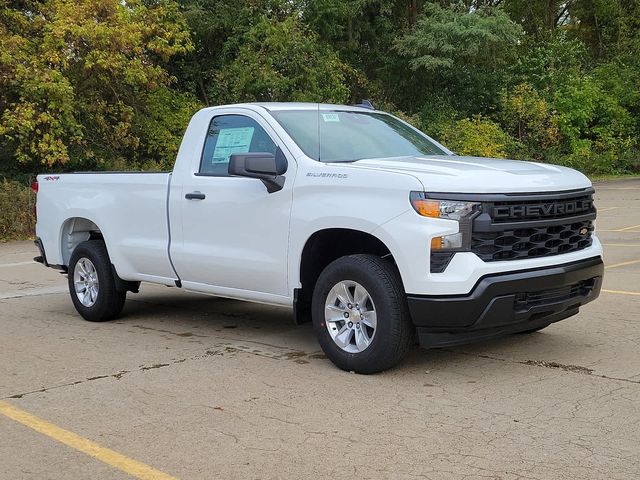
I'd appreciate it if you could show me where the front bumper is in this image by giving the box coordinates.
[408,256,603,348]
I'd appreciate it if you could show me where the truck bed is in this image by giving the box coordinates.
[35,172,177,284]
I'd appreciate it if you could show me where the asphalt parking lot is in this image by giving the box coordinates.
[1,178,639,480]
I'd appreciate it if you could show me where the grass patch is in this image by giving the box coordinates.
[590,173,640,182]
[0,179,35,242]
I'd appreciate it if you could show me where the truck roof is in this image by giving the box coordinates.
[204,102,378,113]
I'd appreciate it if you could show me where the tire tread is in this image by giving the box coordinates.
[312,254,413,373]
[68,240,126,322]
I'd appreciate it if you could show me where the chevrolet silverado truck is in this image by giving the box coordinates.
[33,102,604,373]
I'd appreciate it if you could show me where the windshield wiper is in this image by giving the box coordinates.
[324,159,362,164]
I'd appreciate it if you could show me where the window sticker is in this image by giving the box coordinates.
[212,127,255,162]
[321,113,340,122]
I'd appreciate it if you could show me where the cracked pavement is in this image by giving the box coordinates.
[1,178,639,479]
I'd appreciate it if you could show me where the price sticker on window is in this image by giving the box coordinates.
[212,127,254,162]
[321,113,340,122]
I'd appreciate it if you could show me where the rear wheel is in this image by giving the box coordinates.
[68,240,126,322]
[312,254,413,374]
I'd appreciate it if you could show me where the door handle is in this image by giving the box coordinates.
[185,191,206,200]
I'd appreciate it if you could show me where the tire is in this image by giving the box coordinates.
[68,240,126,322]
[311,254,413,374]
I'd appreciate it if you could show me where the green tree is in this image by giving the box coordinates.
[394,2,523,114]
[508,34,587,93]
[501,0,574,40]
[212,15,351,104]
[0,0,195,170]
[3,0,640,180]
[173,0,300,104]
[552,74,637,173]
[568,0,640,59]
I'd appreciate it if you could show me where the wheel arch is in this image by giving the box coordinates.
[62,218,140,294]
[59,216,105,267]
[294,228,402,324]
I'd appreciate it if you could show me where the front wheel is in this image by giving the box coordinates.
[68,240,126,322]
[311,254,414,374]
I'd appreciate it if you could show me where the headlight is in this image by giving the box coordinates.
[409,192,479,253]
[410,193,478,221]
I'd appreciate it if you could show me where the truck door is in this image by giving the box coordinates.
[169,108,296,303]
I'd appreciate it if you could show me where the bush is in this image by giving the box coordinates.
[499,83,561,160]
[440,116,512,158]
[550,74,638,174]
[0,179,35,242]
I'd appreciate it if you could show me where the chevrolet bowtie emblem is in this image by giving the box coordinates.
[579,227,589,235]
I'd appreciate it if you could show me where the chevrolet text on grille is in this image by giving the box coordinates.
[492,199,593,219]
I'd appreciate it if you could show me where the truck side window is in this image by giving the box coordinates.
[199,115,277,176]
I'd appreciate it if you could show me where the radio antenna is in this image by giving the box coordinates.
[317,102,321,162]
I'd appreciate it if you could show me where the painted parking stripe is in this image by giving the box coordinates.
[615,224,640,232]
[602,244,640,247]
[0,261,35,268]
[604,259,640,270]
[602,289,640,297]
[0,401,178,480]
[0,286,67,299]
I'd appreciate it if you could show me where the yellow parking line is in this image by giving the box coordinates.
[0,401,177,480]
[605,259,640,270]
[602,289,640,297]
[616,224,640,232]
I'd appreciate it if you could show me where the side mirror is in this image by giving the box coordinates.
[228,147,288,193]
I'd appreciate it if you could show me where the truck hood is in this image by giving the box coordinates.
[349,155,591,193]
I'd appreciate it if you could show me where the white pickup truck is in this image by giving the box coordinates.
[34,102,604,373]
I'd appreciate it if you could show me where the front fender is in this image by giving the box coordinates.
[288,162,424,291]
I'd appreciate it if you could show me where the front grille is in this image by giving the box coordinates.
[514,279,595,312]
[472,220,594,261]
[469,189,596,262]
[426,188,597,271]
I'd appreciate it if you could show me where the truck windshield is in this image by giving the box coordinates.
[269,109,449,162]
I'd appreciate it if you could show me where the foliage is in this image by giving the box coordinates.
[507,34,587,93]
[0,179,34,242]
[213,16,351,104]
[395,3,522,73]
[0,0,195,171]
[440,116,511,159]
[3,0,638,179]
[131,87,202,171]
[395,2,522,113]
[499,83,560,160]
